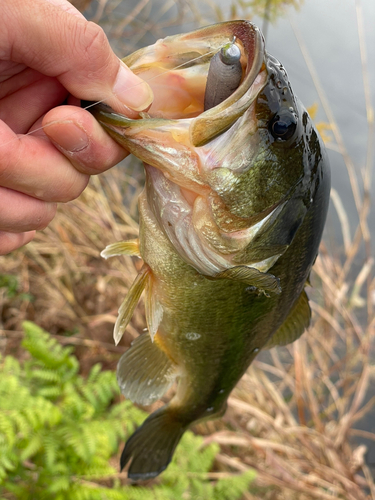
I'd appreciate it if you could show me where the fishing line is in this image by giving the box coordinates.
[0,45,226,151]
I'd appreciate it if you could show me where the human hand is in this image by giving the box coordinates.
[0,0,153,255]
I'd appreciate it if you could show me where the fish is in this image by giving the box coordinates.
[87,20,330,480]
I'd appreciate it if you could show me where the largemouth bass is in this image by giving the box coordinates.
[88,20,330,480]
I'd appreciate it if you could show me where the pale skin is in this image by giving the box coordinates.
[0,0,153,255]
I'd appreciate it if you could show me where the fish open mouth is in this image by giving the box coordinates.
[122,20,266,146]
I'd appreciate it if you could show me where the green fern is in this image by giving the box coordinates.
[0,322,256,499]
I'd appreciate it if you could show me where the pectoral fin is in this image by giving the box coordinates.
[263,289,311,349]
[114,266,150,345]
[234,197,307,266]
[117,333,177,406]
[101,239,140,259]
[211,266,281,295]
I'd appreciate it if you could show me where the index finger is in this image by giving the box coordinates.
[1,0,153,114]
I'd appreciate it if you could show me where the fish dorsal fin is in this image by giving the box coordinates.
[114,265,150,345]
[117,333,177,406]
[263,289,311,349]
[101,239,140,259]
[211,266,281,295]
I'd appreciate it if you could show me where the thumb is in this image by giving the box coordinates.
[1,0,153,113]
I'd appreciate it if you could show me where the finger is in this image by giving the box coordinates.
[42,105,128,174]
[0,121,89,202]
[0,231,36,256]
[0,187,56,232]
[2,0,153,114]
[45,0,86,19]
[0,69,67,134]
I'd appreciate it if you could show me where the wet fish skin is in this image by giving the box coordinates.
[89,20,330,479]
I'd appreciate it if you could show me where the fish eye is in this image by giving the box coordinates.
[269,109,297,141]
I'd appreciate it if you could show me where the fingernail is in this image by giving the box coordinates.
[113,61,153,111]
[46,122,89,153]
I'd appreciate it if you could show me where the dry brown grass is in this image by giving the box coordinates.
[1,1,374,498]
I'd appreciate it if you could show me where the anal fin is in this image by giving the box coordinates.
[117,333,177,406]
[263,289,311,349]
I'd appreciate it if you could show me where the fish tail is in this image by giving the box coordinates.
[120,405,187,480]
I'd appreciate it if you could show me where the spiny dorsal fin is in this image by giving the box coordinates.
[114,266,150,345]
[117,333,177,406]
[101,239,140,259]
[211,266,281,295]
[263,289,311,349]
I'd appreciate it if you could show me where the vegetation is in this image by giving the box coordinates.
[0,321,255,500]
[0,1,374,499]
